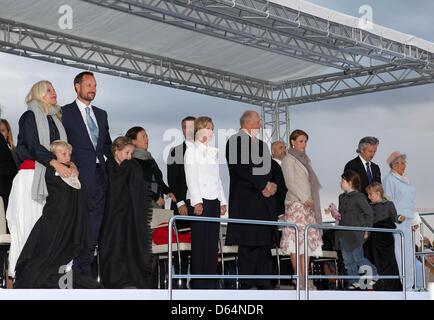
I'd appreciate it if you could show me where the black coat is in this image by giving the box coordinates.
[225,131,276,246]
[271,159,287,216]
[344,156,381,196]
[365,201,402,291]
[16,110,59,166]
[14,167,94,288]
[167,142,188,214]
[335,191,373,251]
[99,158,152,289]
[0,134,17,209]
[135,157,171,202]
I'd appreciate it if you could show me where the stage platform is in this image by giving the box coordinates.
[0,289,431,300]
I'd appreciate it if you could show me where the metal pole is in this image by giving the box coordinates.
[304,225,310,300]
[295,223,300,300]
[400,230,406,300]
[412,229,417,289]
[168,217,174,300]
[420,223,426,290]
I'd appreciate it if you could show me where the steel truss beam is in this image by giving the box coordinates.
[82,0,434,72]
[82,0,363,70]
[274,63,434,106]
[0,18,274,107]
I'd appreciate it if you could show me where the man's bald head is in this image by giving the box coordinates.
[271,140,287,160]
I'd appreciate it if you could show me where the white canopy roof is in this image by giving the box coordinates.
[1,0,433,83]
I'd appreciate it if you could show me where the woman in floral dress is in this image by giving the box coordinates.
[280,129,323,289]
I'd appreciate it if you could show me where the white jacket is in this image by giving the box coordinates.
[184,141,227,207]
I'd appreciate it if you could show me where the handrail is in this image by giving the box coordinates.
[167,215,300,300]
[415,212,434,289]
[304,224,406,300]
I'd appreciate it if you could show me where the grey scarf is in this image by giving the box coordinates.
[287,147,323,224]
[133,148,154,161]
[133,148,159,198]
[28,101,68,203]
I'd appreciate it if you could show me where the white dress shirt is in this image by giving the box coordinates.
[273,158,282,166]
[359,155,371,174]
[76,99,100,163]
[184,141,227,207]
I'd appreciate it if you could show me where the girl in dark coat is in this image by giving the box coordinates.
[14,141,96,288]
[99,136,152,289]
[366,182,402,291]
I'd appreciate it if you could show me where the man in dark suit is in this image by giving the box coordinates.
[167,116,195,223]
[271,141,288,217]
[226,110,277,289]
[62,71,112,277]
[344,136,381,197]
[0,131,18,210]
[166,116,195,288]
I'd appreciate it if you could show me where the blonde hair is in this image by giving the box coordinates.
[0,118,15,149]
[111,136,134,156]
[50,140,72,154]
[366,182,384,198]
[25,80,60,116]
[194,116,214,138]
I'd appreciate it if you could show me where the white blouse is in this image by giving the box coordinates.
[184,141,227,207]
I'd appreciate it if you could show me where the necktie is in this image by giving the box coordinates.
[85,107,99,149]
[366,162,373,184]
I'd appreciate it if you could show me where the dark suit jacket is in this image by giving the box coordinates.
[62,102,112,189]
[344,156,381,196]
[271,159,287,216]
[167,142,188,215]
[0,134,17,176]
[225,130,276,246]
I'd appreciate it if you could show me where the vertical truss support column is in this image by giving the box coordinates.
[261,103,291,146]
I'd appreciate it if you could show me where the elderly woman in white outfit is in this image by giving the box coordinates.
[184,116,227,289]
[383,151,420,290]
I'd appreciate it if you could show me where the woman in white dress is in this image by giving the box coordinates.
[6,81,76,279]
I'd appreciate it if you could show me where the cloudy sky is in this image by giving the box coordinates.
[1,0,433,217]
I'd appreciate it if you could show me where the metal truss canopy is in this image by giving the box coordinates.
[1,0,434,143]
[83,0,434,71]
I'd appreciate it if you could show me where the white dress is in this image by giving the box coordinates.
[6,169,45,277]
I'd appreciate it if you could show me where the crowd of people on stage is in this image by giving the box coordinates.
[0,71,433,290]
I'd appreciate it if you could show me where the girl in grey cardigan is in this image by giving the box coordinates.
[335,170,378,290]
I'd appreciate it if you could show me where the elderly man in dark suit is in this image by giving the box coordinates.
[344,136,381,197]
[226,110,277,289]
[62,71,112,277]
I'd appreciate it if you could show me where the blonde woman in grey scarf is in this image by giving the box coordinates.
[280,129,323,290]
[6,80,78,279]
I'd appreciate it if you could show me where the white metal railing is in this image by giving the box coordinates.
[304,224,406,300]
[166,215,300,300]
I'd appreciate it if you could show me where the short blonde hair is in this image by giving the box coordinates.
[50,140,72,154]
[25,80,59,116]
[366,182,384,198]
[194,116,214,136]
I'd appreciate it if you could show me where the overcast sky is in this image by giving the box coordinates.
[1,0,433,218]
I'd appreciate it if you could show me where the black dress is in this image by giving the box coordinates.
[366,201,402,291]
[14,167,95,288]
[99,157,152,289]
